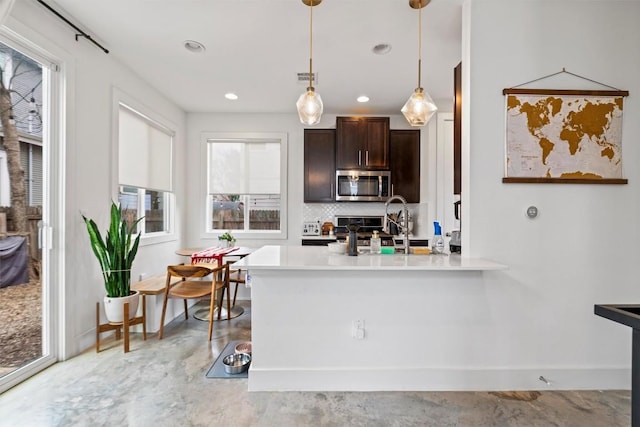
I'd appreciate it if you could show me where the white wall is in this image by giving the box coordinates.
[463,0,640,388]
[9,2,188,357]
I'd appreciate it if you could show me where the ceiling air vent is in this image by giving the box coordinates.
[297,72,319,85]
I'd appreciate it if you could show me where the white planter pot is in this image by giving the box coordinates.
[219,240,235,248]
[103,291,139,323]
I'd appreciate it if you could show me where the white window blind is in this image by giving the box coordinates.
[119,105,173,192]
[208,140,280,195]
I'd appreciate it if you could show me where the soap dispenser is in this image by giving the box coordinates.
[370,230,381,254]
[432,221,445,254]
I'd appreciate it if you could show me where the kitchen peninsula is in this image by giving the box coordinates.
[233,245,507,391]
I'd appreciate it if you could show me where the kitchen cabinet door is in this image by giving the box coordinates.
[304,129,336,202]
[364,117,390,169]
[389,129,420,203]
[336,117,389,169]
[335,117,363,169]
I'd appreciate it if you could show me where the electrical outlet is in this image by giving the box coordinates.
[352,319,365,339]
[139,273,147,282]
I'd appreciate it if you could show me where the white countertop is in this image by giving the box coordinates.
[233,245,507,271]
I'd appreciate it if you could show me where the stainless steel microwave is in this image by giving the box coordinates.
[335,170,391,202]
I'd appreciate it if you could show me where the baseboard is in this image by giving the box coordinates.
[247,366,631,392]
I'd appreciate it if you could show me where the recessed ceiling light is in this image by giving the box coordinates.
[183,40,206,53]
[225,93,238,100]
[372,43,392,55]
[357,96,370,103]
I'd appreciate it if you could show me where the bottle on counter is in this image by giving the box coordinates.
[370,230,381,254]
[347,224,359,256]
[431,221,445,254]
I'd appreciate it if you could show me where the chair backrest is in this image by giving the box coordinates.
[214,262,231,287]
[167,265,212,280]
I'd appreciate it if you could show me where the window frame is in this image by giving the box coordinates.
[201,131,288,240]
[112,88,176,246]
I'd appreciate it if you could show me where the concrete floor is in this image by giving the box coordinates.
[0,301,631,426]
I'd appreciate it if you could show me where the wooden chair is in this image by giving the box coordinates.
[228,267,246,307]
[158,263,231,341]
[208,262,232,339]
[221,253,248,308]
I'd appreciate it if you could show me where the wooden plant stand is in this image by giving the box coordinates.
[96,301,145,353]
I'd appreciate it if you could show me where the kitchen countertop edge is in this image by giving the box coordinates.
[234,245,507,271]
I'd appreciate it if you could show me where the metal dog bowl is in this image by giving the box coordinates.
[235,341,252,355]
[223,352,251,374]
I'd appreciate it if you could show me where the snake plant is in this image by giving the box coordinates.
[83,202,142,298]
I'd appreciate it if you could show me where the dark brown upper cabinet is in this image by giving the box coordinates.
[389,130,420,203]
[453,62,462,195]
[304,129,336,203]
[335,116,390,170]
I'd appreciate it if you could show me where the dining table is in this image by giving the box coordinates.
[175,246,253,321]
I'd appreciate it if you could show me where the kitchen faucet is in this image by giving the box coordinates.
[384,195,410,254]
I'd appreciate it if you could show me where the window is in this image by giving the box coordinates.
[118,103,174,238]
[204,132,287,239]
[118,185,170,234]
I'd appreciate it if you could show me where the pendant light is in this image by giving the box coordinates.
[296,0,323,125]
[401,0,437,126]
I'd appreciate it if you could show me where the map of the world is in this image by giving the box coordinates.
[505,93,624,179]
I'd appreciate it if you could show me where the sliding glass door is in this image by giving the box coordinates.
[0,34,60,393]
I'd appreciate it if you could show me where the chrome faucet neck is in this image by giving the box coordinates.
[384,195,410,254]
[385,195,407,206]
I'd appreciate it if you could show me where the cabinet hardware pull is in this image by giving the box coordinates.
[358,150,362,165]
[366,150,369,166]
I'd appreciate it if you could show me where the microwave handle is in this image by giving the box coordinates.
[378,175,383,197]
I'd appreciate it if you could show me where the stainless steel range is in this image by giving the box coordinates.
[333,215,395,246]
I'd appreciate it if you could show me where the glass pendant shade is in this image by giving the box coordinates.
[296,88,323,125]
[297,0,323,125]
[401,88,437,127]
[403,0,437,127]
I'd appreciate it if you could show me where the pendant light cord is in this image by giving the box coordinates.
[417,2,422,90]
[308,2,314,90]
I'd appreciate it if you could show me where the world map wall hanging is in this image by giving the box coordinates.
[502,81,629,184]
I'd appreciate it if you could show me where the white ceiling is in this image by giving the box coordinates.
[45,0,463,116]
